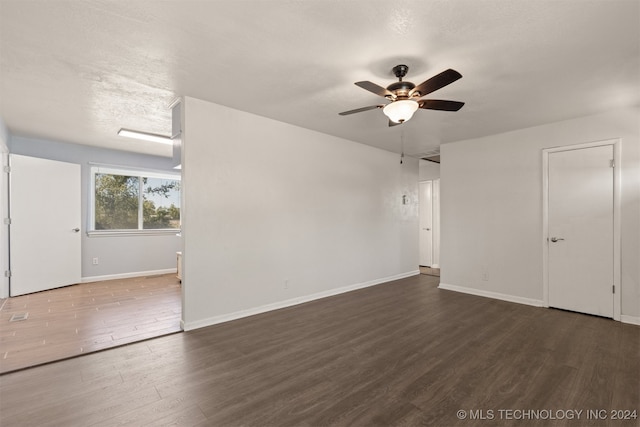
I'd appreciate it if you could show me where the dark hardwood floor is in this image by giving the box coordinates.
[0,274,638,426]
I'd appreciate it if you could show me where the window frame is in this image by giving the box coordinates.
[88,164,181,237]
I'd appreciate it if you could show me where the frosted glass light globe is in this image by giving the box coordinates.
[383,100,419,123]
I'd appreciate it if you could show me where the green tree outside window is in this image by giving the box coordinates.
[93,171,180,231]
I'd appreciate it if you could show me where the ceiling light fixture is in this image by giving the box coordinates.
[383,99,419,123]
[117,128,172,145]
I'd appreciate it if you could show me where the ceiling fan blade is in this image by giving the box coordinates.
[388,120,402,127]
[355,81,394,98]
[339,105,384,115]
[419,99,465,111]
[409,69,462,97]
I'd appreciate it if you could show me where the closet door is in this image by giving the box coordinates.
[547,145,614,317]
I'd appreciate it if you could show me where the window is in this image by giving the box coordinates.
[90,165,180,235]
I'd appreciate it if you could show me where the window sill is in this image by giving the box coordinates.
[87,229,181,237]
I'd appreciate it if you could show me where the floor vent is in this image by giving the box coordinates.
[9,313,29,322]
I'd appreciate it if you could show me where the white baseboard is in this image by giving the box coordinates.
[81,268,177,283]
[183,270,420,331]
[439,284,639,325]
[438,282,544,308]
[621,315,640,326]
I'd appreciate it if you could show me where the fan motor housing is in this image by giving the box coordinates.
[387,81,416,98]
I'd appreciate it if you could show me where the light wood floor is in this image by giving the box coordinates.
[0,274,181,374]
[419,265,440,276]
[0,274,638,426]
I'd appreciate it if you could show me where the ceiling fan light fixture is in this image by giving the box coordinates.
[383,99,419,123]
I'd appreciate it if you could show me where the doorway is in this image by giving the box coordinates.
[1,154,183,372]
[419,179,440,274]
[543,139,621,319]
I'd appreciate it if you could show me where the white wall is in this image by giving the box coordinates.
[440,107,640,320]
[181,97,419,330]
[419,159,440,181]
[0,118,9,298]
[9,136,180,281]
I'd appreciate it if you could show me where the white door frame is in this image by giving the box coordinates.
[432,178,440,268]
[419,180,433,267]
[542,138,621,321]
[0,148,8,299]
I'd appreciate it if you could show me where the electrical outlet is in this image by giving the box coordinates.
[92,257,99,265]
[482,272,489,281]
[284,279,289,289]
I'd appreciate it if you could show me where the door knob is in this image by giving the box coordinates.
[550,237,565,242]
[423,228,430,231]
[73,228,80,232]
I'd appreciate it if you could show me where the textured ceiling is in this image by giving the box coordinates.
[1,0,638,158]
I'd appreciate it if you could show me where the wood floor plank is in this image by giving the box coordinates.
[1,274,638,426]
[0,367,124,419]
[92,395,207,427]
[4,382,161,427]
[612,324,640,403]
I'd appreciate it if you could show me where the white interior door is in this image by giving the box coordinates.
[548,145,614,317]
[419,181,433,267]
[432,179,440,268]
[9,154,81,296]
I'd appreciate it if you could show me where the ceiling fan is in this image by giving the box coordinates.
[339,65,464,126]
